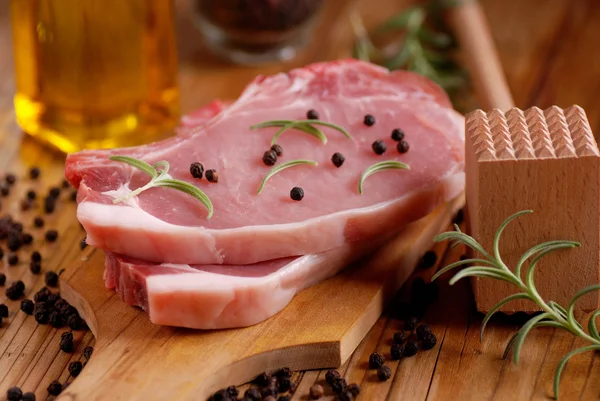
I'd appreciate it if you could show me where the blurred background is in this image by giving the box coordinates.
[0,0,599,154]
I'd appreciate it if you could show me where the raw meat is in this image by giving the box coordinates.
[66,59,465,265]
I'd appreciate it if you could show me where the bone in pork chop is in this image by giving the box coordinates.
[66,59,465,265]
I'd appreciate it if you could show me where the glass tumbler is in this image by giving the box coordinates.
[10,0,180,153]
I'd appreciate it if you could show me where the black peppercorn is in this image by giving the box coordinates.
[34,310,48,324]
[377,365,392,381]
[348,383,360,397]
[20,299,34,315]
[62,178,71,189]
[290,187,304,201]
[70,191,77,202]
[26,190,36,200]
[5,174,16,185]
[397,140,410,154]
[391,128,405,141]
[325,369,341,386]
[20,199,32,211]
[393,331,406,344]
[15,281,24,292]
[31,251,41,263]
[307,109,319,120]
[44,197,56,214]
[263,397,277,401]
[261,385,278,399]
[30,262,41,274]
[48,187,61,199]
[211,389,228,401]
[189,162,204,179]
[277,396,291,401]
[390,343,404,360]
[404,316,418,331]
[416,323,432,340]
[29,167,40,179]
[49,311,63,328]
[421,251,437,269]
[404,341,419,357]
[7,253,18,266]
[22,392,35,401]
[338,390,353,401]
[262,150,278,166]
[59,332,73,352]
[45,271,59,287]
[331,152,345,167]
[6,281,24,300]
[278,376,292,392]
[46,293,59,305]
[0,248,3,260]
[21,233,33,245]
[0,304,8,317]
[371,140,387,155]
[1,184,10,197]
[205,169,218,183]
[34,287,50,303]
[68,360,83,377]
[47,381,62,396]
[225,385,238,398]
[68,314,82,330]
[7,233,22,251]
[83,346,94,360]
[271,144,283,157]
[254,372,271,387]
[275,367,292,378]
[6,387,23,401]
[12,222,23,232]
[244,388,261,401]
[0,273,5,286]
[45,230,58,242]
[33,216,44,228]
[309,384,324,399]
[421,332,437,350]
[330,378,347,394]
[363,114,375,126]
[368,352,385,369]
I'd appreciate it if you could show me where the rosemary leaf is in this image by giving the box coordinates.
[358,161,410,194]
[257,159,318,194]
[566,284,600,329]
[554,345,600,398]
[588,310,600,341]
[480,293,530,342]
[270,122,327,145]
[512,312,552,364]
[157,179,214,219]
[251,119,352,145]
[110,155,158,179]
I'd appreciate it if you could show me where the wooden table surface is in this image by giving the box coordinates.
[1,0,600,400]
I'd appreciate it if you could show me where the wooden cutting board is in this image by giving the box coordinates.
[57,195,463,400]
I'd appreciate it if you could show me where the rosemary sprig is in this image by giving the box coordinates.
[257,159,318,194]
[358,161,410,194]
[250,119,352,146]
[109,155,214,219]
[432,210,600,399]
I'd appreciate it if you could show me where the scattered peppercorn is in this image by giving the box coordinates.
[30,251,41,263]
[30,262,41,274]
[70,191,77,202]
[416,323,432,340]
[83,346,94,360]
[0,273,5,286]
[6,387,23,401]
[307,109,319,120]
[368,352,385,369]
[371,140,387,155]
[45,271,59,287]
[67,314,83,331]
[21,233,33,245]
[34,310,48,324]
[47,381,62,396]
[67,360,83,378]
[49,311,63,328]
[261,385,278,399]
[271,144,283,157]
[391,128,405,141]
[45,229,58,242]
[244,388,261,401]
[338,390,353,401]
[393,331,406,344]
[206,169,218,183]
[59,332,73,352]
[5,174,16,185]
[348,383,360,397]
[62,179,70,189]
[404,316,418,331]
[325,369,341,386]
[421,332,437,350]
[189,162,204,179]
[34,287,50,303]
[7,233,21,251]
[263,397,277,401]
[0,248,3,260]
[6,281,24,300]
[20,299,34,315]
[29,167,40,180]
[377,365,392,381]
[254,372,271,387]
[309,384,324,399]
[397,140,410,154]
[278,396,291,401]
[20,200,32,212]
[262,150,278,166]
[225,385,238,399]
[331,152,345,167]
[13,222,23,232]
[404,341,419,357]
[22,392,35,401]
[46,293,59,305]
[420,251,437,269]
[278,376,292,392]
[0,304,7,317]
[363,114,375,126]
[331,378,347,394]
[1,184,10,197]
[33,216,44,228]
[26,190,36,200]
[48,187,61,199]
[44,197,56,214]
[290,187,304,201]
[390,343,404,360]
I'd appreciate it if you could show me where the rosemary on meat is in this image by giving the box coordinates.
[250,119,352,145]
[432,210,599,399]
[257,159,317,194]
[109,156,214,219]
[358,160,410,194]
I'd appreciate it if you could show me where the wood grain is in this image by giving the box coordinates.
[0,0,599,400]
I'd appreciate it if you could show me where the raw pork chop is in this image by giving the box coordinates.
[66,59,464,265]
